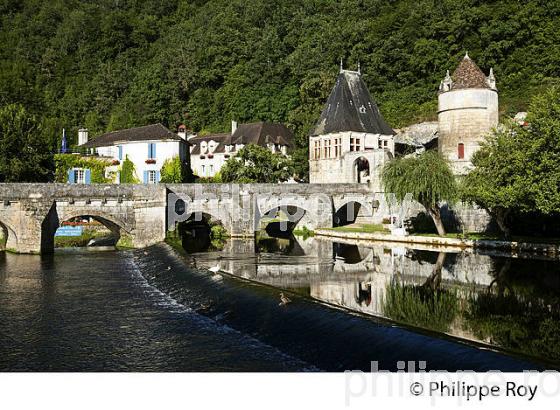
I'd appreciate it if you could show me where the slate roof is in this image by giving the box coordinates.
[450,54,490,90]
[231,122,293,147]
[189,133,231,155]
[189,122,294,155]
[82,123,183,148]
[312,70,394,136]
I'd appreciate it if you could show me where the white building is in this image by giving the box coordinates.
[309,66,395,189]
[78,123,189,184]
[189,121,293,178]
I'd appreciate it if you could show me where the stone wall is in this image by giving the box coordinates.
[438,88,498,174]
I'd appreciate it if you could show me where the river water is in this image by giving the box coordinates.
[0,234,559,371]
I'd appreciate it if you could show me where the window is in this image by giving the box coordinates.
[325,139,331,158]
[118,145,123,161]
[458,143,465,159]
[209,164,214,175]
[148,143,156,159]
[68,168,90,184]
[201,165,205,176]
[350,138,360,152]
[313,140,321,159]
[148,170,157,184]
[74,169,85,184]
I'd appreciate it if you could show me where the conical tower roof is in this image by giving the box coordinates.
[311,70,394,136]
[450,53,491,90]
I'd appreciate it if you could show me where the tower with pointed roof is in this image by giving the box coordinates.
[309,65,395,188]
[438,53,498,174]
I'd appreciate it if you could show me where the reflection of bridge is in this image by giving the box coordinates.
[0,183,378,254]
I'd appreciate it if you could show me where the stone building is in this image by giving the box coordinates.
[309,65,395,190]
[189,121,293,178]
[438,53,499,174]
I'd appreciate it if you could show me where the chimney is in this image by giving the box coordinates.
[78,128,89,146]
[177,124,187,140]
[231,120,238,135]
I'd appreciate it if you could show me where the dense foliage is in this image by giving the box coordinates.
[0,104,54,182]
[160,156,190,183]
[462,87,560,238]
[382,150,457,236]
[54,154,111,183]
[220,144,293,183]
[119,156,138,183]
[1,0,559,180]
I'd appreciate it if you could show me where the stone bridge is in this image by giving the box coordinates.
[0,183,379,254]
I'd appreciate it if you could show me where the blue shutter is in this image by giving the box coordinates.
[143,170,148,184]
[67,169,75,184]
[148,143,156,159]
[118,146,123,160]
[156,171,160,184]
[84,169,91,185]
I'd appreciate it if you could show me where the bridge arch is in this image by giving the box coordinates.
[0,218,17,252]
[257,194,333,232]
[41,208,132,253]
[334,197,375,227]
[259,204,311,236]
[174,211,230,253]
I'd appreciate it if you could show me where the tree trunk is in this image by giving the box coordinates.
[426,205,446,236]
[494,207,511,240]
[424,252,446,291]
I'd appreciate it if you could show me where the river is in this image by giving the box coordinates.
[0,234,558,371]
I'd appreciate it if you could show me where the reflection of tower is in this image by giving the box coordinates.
[438,53,498,175]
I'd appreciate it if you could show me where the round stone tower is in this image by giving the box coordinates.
[438,53,498,174]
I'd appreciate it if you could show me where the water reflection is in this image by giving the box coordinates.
[186,234,560,365]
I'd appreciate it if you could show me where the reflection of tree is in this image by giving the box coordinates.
[383,252,459,332]
[465,259,560,362]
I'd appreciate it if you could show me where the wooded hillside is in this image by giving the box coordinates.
[1,0,559,168]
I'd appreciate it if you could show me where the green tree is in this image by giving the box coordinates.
[160,155,190,183]
[382,150,457,236]
[220,144,293,183]
[462,87,560,238]
[119,155,138,183]
[0,104,53,182]
[461,126,527,239]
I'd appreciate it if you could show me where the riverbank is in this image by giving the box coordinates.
[314,226,560,257]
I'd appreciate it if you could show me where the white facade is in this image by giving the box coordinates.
[95,140,187,183]
[309,131,394,190]
[189,121,293,179]
[189,137,233,178]
[78,124,189,184]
